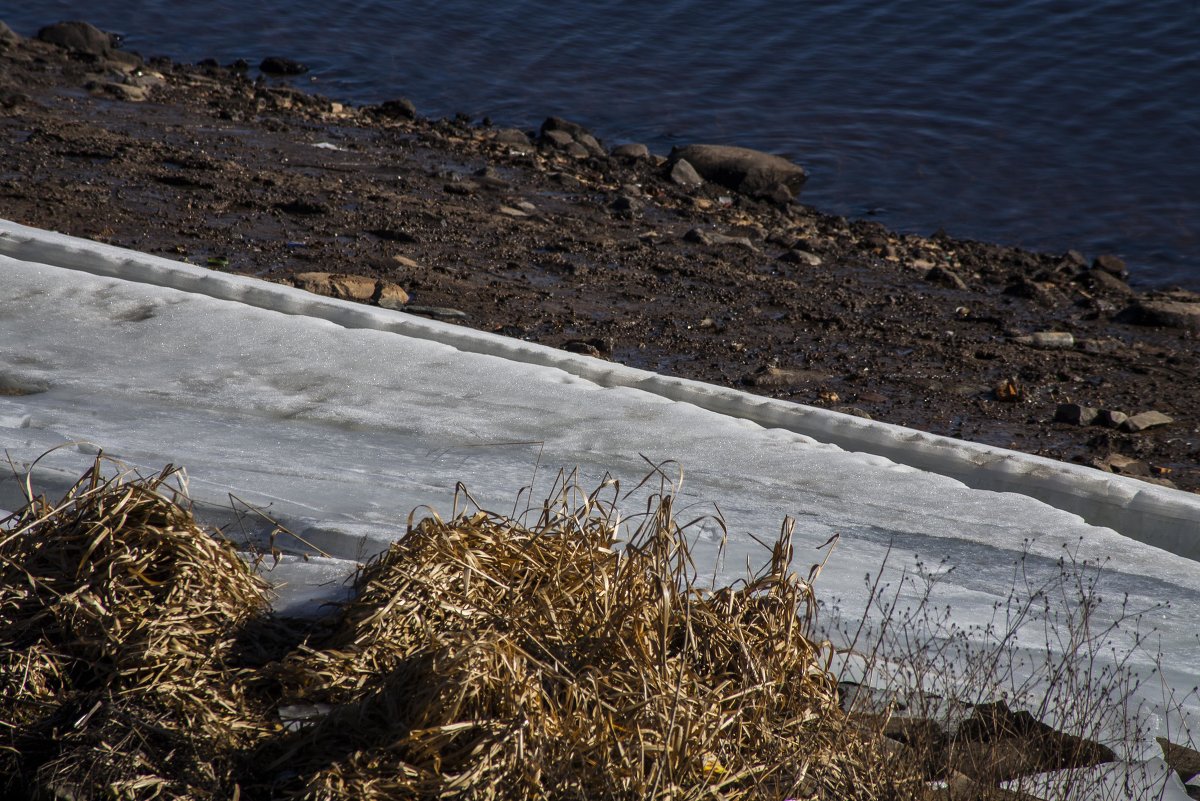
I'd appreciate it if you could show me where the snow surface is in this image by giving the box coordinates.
[2,220,1199,797]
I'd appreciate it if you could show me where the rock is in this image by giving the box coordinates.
[86,80,149,102]
[540,116,594,142]
[36,20,114,57]
[563,141,590,159]
[375,282,410,310]
[778,249,822,266]
[493,128,532,149]
[668,143,807,200]
[259,56,309,76]
[0,20,19,46]
[1059,249,1088,269]
[402,305,468,320]
[1055,403,1100,426]
[1092,253,1128,277]
[744,366,825,388]
[683,228,757,251]
[1121,410,1173,432]
[292,272,377,302]
[1003,278,1056,306]
[1125,297,1200,331]
[1086,267,1133,295]
[953,701,1114,780]
[498,205,529,218]
[1097,453,1150,476]
[669,158,704,188]
[1013,331,1074,349]
[1158,737,1200,784]
[925,265,968,290]
[563,337,614,358]
[541,129,575,149]
[575,132,605,156]
[292,272,409,308]
[375,98,417,119]
[611,143,650,160]
[1097,409,1129,428]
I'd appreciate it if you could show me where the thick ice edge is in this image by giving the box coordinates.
[2,218,1197,550]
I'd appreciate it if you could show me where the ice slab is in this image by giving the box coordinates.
[3,220,1200,763]
[2,218,1198,549]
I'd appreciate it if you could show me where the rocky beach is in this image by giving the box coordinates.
[1,20,1198,493]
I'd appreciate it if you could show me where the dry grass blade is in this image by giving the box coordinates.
[0,457,273,799]
[266,474,892,801]
[2,459,927,800]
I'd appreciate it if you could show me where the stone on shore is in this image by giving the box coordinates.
[0,21,19,47]
[1054,403,1099,426]
[259,56,309,76]
[36,20,114,57]
[1124,293,1200,331]
[1120,410,1173,433]
[1092,254,1128,277]
[291,272,409,307]
[668,143,807,201]
[374,98,417,119]
[539,116,605,156]
[611,143,650,160]
[669,158,703,188]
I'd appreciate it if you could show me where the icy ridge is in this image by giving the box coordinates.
[2,218,1197,549]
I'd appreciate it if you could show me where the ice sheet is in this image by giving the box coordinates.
[3,222,1200,785]
[3,219,1197,549]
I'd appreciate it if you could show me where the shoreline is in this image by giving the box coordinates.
[2,20,1198,494]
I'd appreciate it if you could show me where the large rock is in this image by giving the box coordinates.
[1125,294,1200,331]
[668,144,807,201]
[36,20,115,58]
[291,272,409,307]
[0,21,19,47]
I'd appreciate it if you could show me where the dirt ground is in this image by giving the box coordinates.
[2,22,1198,493]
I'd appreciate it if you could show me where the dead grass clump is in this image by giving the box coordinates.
[0,458,273,798]
[269,477,900,800]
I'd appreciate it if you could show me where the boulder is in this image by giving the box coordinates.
[1054,403,1099,426]
[375,98,417,119]
[293,272,377,302]
[1092,254,1127,277]
[541,129,574,149]
[291,272,409,308]
[611,143,650,160]
[492,128,532,149]
[540,116,594,142]
[259,56,308,76]
[668,144,807,200]
[1121,410,1173,432]
[36,20,115,57]
[1124,296,1200,331]
[0,21,19,46]
[668,158,703,188]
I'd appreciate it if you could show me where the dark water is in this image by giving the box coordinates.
[3,1,1198,288]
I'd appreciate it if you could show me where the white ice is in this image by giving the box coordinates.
[2,220,1199,797]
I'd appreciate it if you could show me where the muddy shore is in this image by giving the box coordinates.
[2,21,1198,493]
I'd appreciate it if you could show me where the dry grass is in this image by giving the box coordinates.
[265,475,903,800]
[10,458,1173,800]
[0,459,273,799]
[1,461,913,800]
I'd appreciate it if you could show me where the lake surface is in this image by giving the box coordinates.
[3,1,1197,288]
